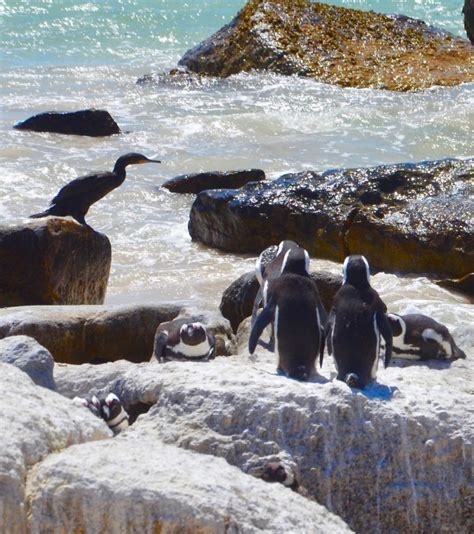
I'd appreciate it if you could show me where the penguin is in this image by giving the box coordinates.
[151,319,215,362]
[99,393,129,434]
[249,259,327,380]
[325,255,392,389]
[73,393,129,434]
[252,241,310,352]
[387,313,467,361]
[261,461,299,491]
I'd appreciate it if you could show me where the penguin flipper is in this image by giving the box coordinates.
[207,333,216,360]
[251,286,264,327]
[249,301,275,355]
[317,301,328,327]
[152,331,169,363]
[324,311,335,356]
[377,312,393,368]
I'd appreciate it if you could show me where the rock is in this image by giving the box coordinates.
[27,433,351,533]
[76,343,474,533]
[0,218,111,306]
[464,0,474,43]
[0,304,181,365]
[220,270,341,332]
[436,272,474,302]
[178,0,474,92]
[14,109,121,137]
[0,363,110,533]
[162,169,265,194]
[0,335,55,390]
[189,158,474,279]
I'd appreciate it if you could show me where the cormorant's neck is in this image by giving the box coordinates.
[113,160,128,182]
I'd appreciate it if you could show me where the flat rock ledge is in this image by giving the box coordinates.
[189,158,474,280]
[178,0,474,92]
[0,218,111,306]
[14,109,121,137]
[54,341,474,534]
[162,169,265,194]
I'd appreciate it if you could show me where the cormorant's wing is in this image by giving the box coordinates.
[52,171,114,204]
[152,331,169,362]
[376,312,393,368]
[249,300,275,355]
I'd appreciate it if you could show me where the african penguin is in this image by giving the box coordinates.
[249,269,327,380]
[73,393,129,434]
[325,255,392,389]
[151,319,215,362]
[387,313,467,361]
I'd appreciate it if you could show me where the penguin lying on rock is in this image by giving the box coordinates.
[249,247,327,380]
[325,255,392,389]
[151,319,215,362]
[73,393,129,434]
[387,313,467,361]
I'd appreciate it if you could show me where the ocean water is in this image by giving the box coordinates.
[0,0,472,355]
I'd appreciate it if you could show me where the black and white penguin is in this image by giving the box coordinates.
[151,319,215,362]
[99,393,129,434]
[73,395,101,417]
[249,264,327,380]
[387,313,467,361]
[261,461,299,491]
[325,255,392,389]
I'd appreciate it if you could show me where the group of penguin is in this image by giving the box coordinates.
[248,240,466,388]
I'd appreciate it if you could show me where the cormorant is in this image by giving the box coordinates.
[464,0,474,44]
[30,152,161,225]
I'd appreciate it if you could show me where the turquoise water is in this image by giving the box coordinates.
[0,1,472,355]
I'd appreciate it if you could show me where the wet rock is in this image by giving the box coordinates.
[190,158,474,279]
[464,0,474,44]
[220,270,341,332]
[436,272,474,302]
[0,363,110,533]
[162,169,266,194]
[0,304,181,365]
[0,335,55,390]
[178,0,474,92]
[0,218,111,306]
[83,345,474,533]
[14,109,121,137]
[27,433,351,533]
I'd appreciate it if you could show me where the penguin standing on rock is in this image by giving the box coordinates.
[249,247,327,380]
[151,319,215,362]
[325,255,392,389]
[387,313,467,361]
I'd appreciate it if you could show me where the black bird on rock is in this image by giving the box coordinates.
[30,152,161,225]
[464,0,474,43]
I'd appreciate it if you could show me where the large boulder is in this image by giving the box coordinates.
[220,270,342,332]
[14,109,121,137]
[0,335,55,390]
[189,158,474,279]
[60,342,474,533]
[27,433,351,533]
[162,169,265,194]
[464,0,474,43]
[0,218,111,306]
[178,0,474,92]
[0,363,110,534]
[0,304,181,364]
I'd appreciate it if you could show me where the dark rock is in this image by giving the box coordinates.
[0,219,111,306]
[464,0,474,44]
[436,273,474,302]
[14,109,121,137]
[178,0,474,92]
[0,335,55,390]
[190,158,474,279]
[162,169,265,194]
[220,269,342,332]
[0,304,182,365]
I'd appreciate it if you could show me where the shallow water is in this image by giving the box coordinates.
[0,0,472,355]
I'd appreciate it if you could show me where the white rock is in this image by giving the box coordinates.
[27,432,351,533]
[0,363,111,534]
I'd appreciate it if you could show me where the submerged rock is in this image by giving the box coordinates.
[0,363,110,533]
[0,335,55,390]
[162,169,265,194]
[464,0,474,43]
[27,433,350,533]
[14,109,121,137]
[178,0,474,92]
[189,158,474,279]
[0,218,111,306]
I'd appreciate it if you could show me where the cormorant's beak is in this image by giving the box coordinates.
[143,157,161,164]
